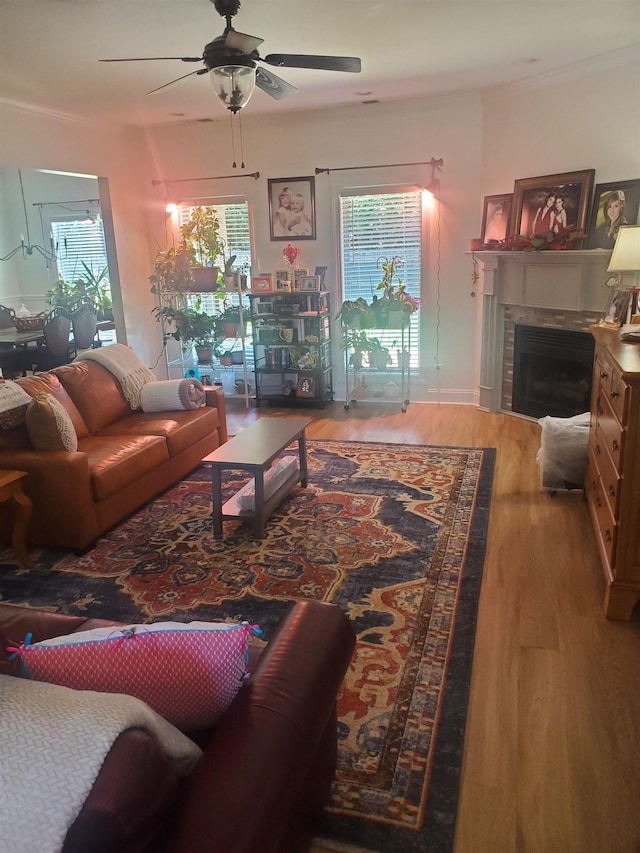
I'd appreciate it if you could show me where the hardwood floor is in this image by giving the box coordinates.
[227,400,640,853]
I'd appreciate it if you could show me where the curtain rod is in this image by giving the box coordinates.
[152,172,260,187]
[315,158,443,175]
[32,198,101,207]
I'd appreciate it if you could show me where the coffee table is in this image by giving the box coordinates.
[202,417,310,539]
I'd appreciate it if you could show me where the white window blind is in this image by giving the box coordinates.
[51,217,109,284]
[340,190,422,361]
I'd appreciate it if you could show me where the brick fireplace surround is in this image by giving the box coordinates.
[476,251,612,415]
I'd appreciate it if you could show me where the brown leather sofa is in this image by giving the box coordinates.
[0,599,356,853]
[0,361,227,551]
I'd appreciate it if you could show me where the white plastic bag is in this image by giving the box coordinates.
[536,412,591,490]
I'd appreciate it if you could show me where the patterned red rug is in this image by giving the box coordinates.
[0,439,495,853]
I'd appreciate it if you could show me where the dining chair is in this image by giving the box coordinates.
[70,297,98,352]
[0,304,23,379]
[28,306,73,372]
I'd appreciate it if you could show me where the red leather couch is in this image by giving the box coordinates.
[0,360,227,551]
[0,599,355,853]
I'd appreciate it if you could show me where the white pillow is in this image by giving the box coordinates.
[141,378,206,412]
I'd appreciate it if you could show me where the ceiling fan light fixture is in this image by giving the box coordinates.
[210,65,256,112]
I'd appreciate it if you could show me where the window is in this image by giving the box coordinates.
[51,216,109,284]
[340,190,422,365]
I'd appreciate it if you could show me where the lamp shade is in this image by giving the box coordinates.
[607,226,640,273]
[209,65,256,113]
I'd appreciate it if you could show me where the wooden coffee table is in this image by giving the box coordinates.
[202,417,310,539]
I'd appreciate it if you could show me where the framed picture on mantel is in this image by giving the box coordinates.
[510,169,595,242]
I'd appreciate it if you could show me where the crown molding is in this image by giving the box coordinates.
[483,45,640,100]
[0,97,86,126]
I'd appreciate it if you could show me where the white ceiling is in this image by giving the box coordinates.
[1,0,639,128]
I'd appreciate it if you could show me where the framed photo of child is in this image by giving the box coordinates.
[268,176,316,241]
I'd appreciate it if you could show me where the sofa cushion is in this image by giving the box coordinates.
[54,361,131,434]
[0,380,32,428]
[25,392,78,451]
[78,434,169,501]
[17,371,90,439]
[14,621,256,731]
[97,406,220,457]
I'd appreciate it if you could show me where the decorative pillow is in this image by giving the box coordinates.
[0,380,32,429]
[140,378,206,413]
[235,455,299,511]
[11,620,257,731]
[25,392,78,451]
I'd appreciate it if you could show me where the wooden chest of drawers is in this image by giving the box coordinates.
[585,326,640,620]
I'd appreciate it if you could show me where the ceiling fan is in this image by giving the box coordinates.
[100,0,362,113]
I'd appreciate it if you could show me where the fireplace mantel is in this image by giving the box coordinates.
[476,250,611,412]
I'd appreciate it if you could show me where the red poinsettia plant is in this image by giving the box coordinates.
[498,226,586,252]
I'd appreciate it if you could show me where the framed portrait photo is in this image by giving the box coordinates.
[510,169,595,242]
[300,275,321,292]
[480,193,512,245]
[599,287,632,329]
[587,179,640,250]
[296,374,316,399]
[251,275,274,294]
[268,176,316,241]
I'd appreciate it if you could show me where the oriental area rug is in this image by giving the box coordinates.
[0,439,495,853]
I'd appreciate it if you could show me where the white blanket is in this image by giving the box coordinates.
[75,344,156,410]
[0,675,202,853]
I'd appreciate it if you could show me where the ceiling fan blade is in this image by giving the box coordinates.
[147,68,208,95]
[255,67,298,100]
[264,54,361,73]
[224,30,264,54]
[100,56,203,64]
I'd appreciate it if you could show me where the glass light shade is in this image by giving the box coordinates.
[608,226,640,272]
[209,65,255,113]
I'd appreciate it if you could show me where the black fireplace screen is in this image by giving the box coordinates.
[512,324,595,419]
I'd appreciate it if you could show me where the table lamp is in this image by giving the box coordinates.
[608,225,640,322]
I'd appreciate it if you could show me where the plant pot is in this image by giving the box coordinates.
[222,322,238,338]
[224,275,237,292]
[350,351,364,370]
[189,266,220,291]
[219,356,234,367]
[387,308,411,329]
[231,350,244,365]
[371,352,390,371]
[195,345,213,364]
[397,349,411,369]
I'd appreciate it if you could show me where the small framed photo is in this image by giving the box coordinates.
[275,277,292,292]
[275,269,292,290]
[300,275,321,292]
[251,275,273,294]
[292,268,308,291]
[510,169,595,241]
[268,176,316,241]
[587,179,640,249]
[256,300,274,315]
[296,374,316,398]
[600,288,632,329]
[480,193,512,245]
[314,266,328,288]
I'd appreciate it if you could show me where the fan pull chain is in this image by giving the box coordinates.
[230,111,237,169]
[238,110,245,169]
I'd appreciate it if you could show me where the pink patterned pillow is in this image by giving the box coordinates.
[11,621,256,731]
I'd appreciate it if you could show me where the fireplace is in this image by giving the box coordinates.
[512,324,595,418]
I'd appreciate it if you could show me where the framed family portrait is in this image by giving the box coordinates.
[268,176,316,241]
[296,374,316,398]
[480,193,513,245]
[251,275,274,294]
[600,288,632,329]
[587,179,640,250]
[510,169,595,241]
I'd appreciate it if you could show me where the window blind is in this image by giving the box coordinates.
[51,217,109,284]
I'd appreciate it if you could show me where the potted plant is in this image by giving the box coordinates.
[152,300,217,362]
[223,254,237,291]
[180,206,225,291]
[341,327,369,370]
[149,242,194,303]
[336,298,369,328]
[366,336,391,370]
[215,303,242,338]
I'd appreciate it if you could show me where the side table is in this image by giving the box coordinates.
[0,470,32,569]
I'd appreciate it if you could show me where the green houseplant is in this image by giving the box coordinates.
[152,298,217,363]
[180,206,225,291]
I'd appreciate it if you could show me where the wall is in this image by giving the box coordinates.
[1,49,638,394]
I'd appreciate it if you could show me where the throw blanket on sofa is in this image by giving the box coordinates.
[75,344,156,410]
[0,675,202,853]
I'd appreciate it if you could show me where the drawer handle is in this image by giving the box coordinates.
[611,390,619,399]
[608,485,616,497]
[605,530,612,543]
[595,444,601,455]
[596,497,602,508]
[612,439,619,452]
[600,370,608,379]
[597,404,604,416]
